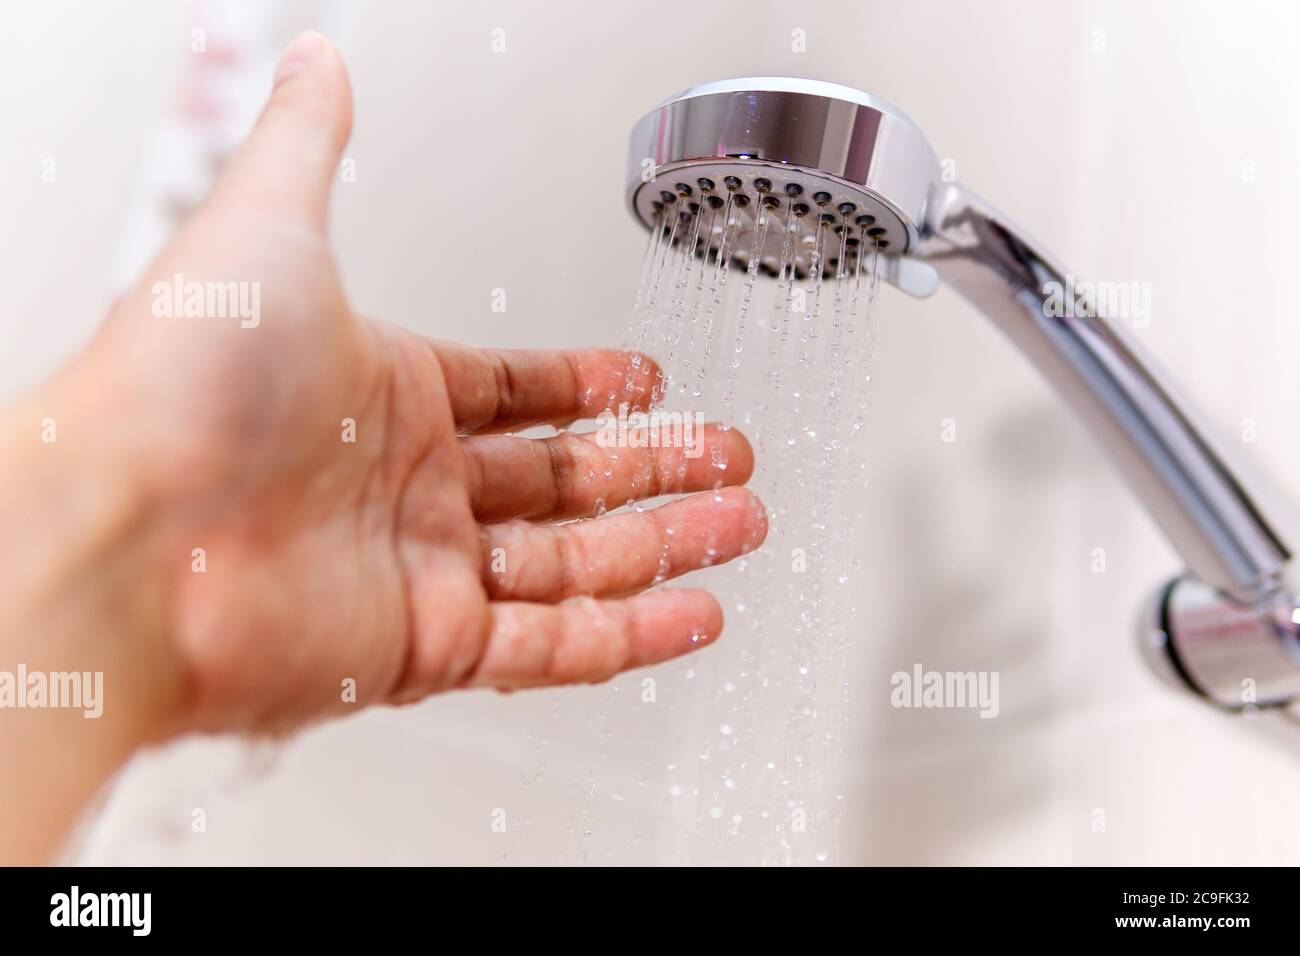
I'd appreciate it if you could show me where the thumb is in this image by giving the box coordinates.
[211,31,353,232]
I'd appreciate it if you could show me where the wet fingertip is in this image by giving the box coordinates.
[707,484,764,512]
[727,428,757,483]
[697,424,756,484]
[746,491,770,548]
[704,590,725,641]
[631,348,664,374]
[681,588,725,645]
[616,349,663,409]
[710,486,769,551]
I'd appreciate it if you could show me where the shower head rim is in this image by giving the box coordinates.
[626,76,941,254]
[649,75,926,133]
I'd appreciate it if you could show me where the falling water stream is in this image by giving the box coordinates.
[579,190,885,865]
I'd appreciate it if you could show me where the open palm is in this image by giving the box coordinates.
[88,33,765,735]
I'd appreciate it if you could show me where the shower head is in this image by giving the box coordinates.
[627,78,1300,728]
[626,77,941,295]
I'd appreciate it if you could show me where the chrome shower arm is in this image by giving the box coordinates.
[918,182,1300,710]
[628,78,1300,717]
[918,182,1291,602]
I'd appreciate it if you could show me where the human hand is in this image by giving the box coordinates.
[69,32,765,737]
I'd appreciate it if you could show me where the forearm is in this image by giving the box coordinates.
[0,357,181,863]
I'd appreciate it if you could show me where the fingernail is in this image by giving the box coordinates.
[273,31,323,87]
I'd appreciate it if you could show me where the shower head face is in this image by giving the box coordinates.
[627,78,942,279]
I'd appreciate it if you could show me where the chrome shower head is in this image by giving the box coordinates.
[626,77,941,295]
[627,77,1300,728]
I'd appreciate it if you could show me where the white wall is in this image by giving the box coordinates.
[4,0,1300,864]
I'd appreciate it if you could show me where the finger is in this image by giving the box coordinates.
[430,341,660,434]
[464,425,754,522]
[482,487,768,602]
[467,589,724,690]
[210,31,353,232]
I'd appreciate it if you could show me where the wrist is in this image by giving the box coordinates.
[0,354,185,754]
